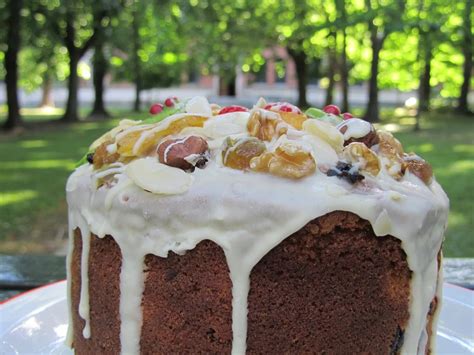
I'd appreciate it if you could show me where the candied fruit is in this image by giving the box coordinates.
[117,115,208,158]
[222,137,266,170]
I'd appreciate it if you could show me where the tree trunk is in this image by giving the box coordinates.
[3,0,22,131]
[418,46,432,113]
[325,33,337,107]
[288,47,308,108]
[325,52,336,106]
[62,52,80,122]
[364,31,383,123]
[340,27,349,113]
[89,39,109,118]
[457,0,473,114]
[218,75,236,96]
[40,72,54,108]
[132,9,141,112]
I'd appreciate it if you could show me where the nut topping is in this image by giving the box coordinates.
[250,142,316,179]
[157,136,209,171]
[343,142,381,176]
[247,109,289,141]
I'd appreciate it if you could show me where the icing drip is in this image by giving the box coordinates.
[78,221,91,338]
[429,254,444,353]
[118,248,145,355]
[64,212,75,347]
[66,108,449,354]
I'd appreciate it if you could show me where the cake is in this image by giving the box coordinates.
[66,97,449,354]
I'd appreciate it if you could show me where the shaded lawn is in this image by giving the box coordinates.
[0,108,472,256]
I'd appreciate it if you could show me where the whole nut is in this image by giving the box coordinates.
[403,155,433,184]
[157,136,209,171]
[338,119,379,147]
[343,142,381,176]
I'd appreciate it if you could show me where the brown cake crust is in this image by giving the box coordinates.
[71,211,439,354]
[247,211,411,354]
[71,230,122,354]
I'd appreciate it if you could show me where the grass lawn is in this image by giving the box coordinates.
[0,107,472,257]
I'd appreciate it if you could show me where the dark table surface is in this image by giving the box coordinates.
[0,255,473,302]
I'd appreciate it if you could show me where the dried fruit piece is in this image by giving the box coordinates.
[117,115,208,157]
[210,103,222,115]
[222,137,266,170]
[125,157,194,195]
[326,161,365,184]
[338,118,379,147]
[247,109,288,141]
[403,155,433,184]
[264,102,307,129]
[376,131,405,179]
[157,136,209,171]
[218,105,249,115]
[343,142,380,176]
[377,131,404,157]
[303,119,344,151]
[86,153,94,164]
[279,111,308,130]
[93,141,120,169]
[250,142,316,179]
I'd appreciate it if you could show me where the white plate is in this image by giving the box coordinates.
[0,281,473,354]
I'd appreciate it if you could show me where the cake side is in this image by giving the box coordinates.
[247,211,412,354]
[71,212,441,354]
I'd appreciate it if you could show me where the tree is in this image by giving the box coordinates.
[364,0,406,122]
[457,0,473,114]
[37,1,114,122]
[110,1,186,111]
[3,0,23,131]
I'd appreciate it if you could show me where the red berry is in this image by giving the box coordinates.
[342,112,353,120]
[164,96,178,107]
[264,102,302,114]
[218,105,249,115]
[149,103,164,115]
[323,104,341,115]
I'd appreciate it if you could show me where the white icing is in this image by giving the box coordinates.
[66,109,449,355]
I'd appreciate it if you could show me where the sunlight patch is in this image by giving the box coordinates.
[19,140,49,148]
[0,190,38,206]
[3,159,75,170]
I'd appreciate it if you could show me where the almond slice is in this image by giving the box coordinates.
[125,157,193,195]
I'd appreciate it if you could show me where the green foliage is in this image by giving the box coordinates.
[109,1,187,89]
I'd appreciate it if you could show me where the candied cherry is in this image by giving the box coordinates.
[149,103,164,115]
[323,104,341,116]
[218,105,249,115]
[164,96,178,107]
[342,112,353,120]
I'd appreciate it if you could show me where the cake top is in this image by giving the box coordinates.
[78,96,434,195]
